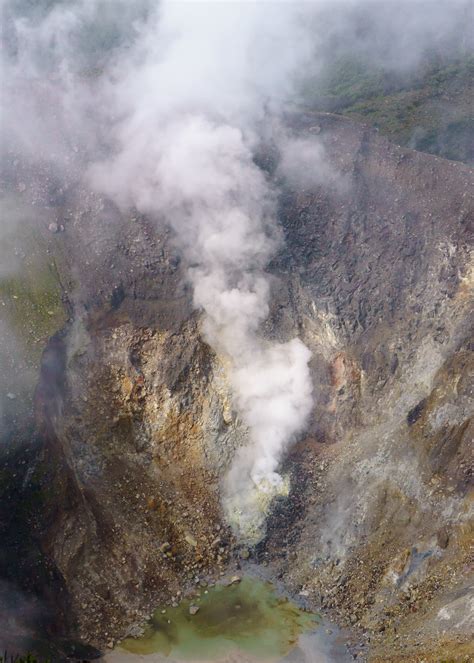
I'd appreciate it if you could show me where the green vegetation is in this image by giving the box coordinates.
[0,227,67,368]
[0,654,48,663]
[302,54,474,164]
[0,196,68,422]
[0,260,65,361]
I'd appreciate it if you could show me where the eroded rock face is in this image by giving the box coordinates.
[261,113,473,660]
[3,113,472,658]
[40,321,233,641]
[30,240,245,642]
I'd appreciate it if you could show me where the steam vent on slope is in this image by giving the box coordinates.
[0,1,473,662]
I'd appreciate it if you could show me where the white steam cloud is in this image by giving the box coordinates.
[3,0,470,539]
[88,1,314,540]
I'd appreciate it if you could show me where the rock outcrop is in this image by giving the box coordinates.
[1,112,472,660]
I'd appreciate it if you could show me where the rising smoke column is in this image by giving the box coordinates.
[88,1,314,540]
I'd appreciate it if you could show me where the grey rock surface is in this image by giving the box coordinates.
[1,113,472,660]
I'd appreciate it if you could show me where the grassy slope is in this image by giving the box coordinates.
[0,248,66,366]
[302,54,474,164]
[0,194,68,424]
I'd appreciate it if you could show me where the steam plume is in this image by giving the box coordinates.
[88,1,314,540]
[4,0,469,539]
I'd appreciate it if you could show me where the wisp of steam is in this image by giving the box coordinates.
[88,1,314,540]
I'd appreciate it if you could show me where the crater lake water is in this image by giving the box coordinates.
[108,576,351,662]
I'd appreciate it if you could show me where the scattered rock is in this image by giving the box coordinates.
[185,533,198,547]
[437,528,450,549]
[407,398,427,425]
[125,625,145,639]
[48,222,59,233]
[189,605,200,615]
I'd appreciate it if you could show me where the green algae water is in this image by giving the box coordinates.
[120,576,320,661]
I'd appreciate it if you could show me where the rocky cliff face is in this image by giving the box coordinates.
[262,113,473,661]
[1,112,472,660]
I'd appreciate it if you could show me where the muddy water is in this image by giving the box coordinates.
[110,577,350,662]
